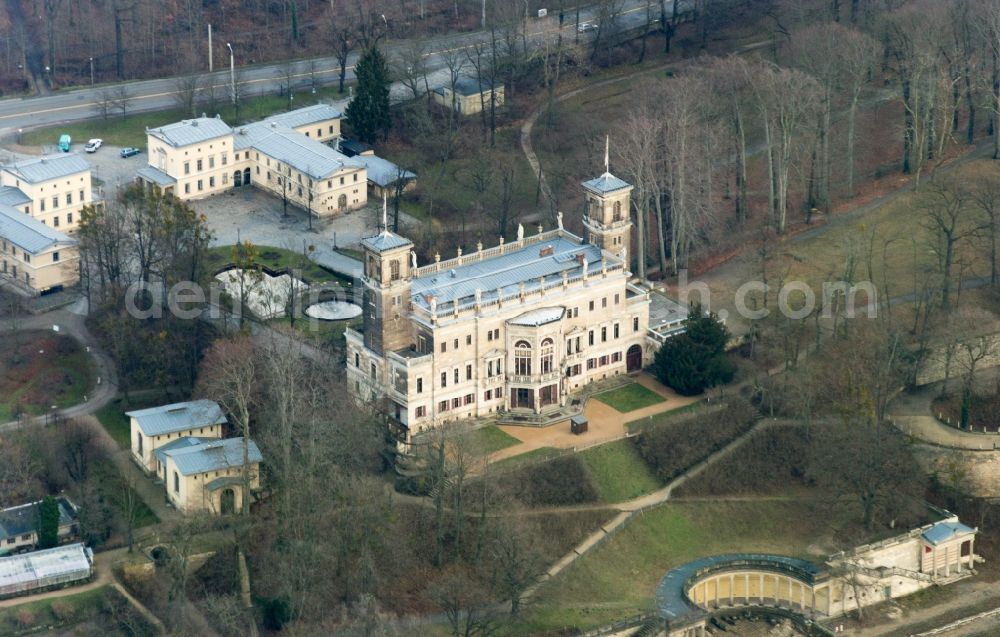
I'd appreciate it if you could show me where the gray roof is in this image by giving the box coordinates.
[361,231,413,253]
[411,237,616,313]
[160,437,263,476]
[582,172,631,195]
[154,436,216,466]
[3,154,89,184]
[234,121,362,180]
[127,399,227,436]
[656,554,825,627]
[147,116,232,148]
[263,103,342,129]
[355,155,416,188]
[136,165,177,186]
[436,77,503,97]
[508,307,565,327]
[0,186,31,207]
[0,498,77,543]
[0,204,76,254]
[922,521,976,546]
[0,543,92,581]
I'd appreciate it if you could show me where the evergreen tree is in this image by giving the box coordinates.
[345,46,391,144]
[37,496,60,549]
[651,303,734,395]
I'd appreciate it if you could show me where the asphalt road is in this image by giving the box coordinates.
[0,0,671,135]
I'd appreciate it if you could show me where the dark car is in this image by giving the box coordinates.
[120,147,142,158]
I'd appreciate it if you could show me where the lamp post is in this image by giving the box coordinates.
[226,42,235,105]
[89,57,94,85]
[17,128,22,145]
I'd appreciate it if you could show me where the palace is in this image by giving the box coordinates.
[346,161,677,438]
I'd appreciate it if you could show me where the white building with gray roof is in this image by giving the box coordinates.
[157,436,263,515]
[346,164,668,439]
[128,399,226,473]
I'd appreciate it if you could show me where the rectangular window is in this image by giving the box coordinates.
[454,368,459,384]
[52,251,59,262]
[197,159,203,171]
[340,176,345,185]
[466,334,472,345]
[441,372,447,388]
[601,327,607,342]
[354,173,358,182]
[464,394,474,405]
[602,297,608,308]
[454,338,459,349]
[209,156,215,169]
[587,358,596,370]
[614,323,620,339]
[417,378,423,393]
[612,352,622,363]
[53,216,59,227]
[633,317,640,332]
[197,179,204,191]
[329,125,334,133]
[317,128,322,137]
[222,153,228,165]
[174,472,180,493]
[589,300,594,311]
[185,183,191,194]
[497,387,504,398]
[79,189,84,202]
[485,390,492,401]
[416,406,426,417]
[210,176,215,187]
[600,355,609,366]
[466,364,472,380]
[589,331,594,346]
[487,331,493,342]
[439,400,449,412]
[184,162,190,175]
[452,397,461,409]
[52,196,58,208]
[494,328,500,340]
[615,293,620,304]
[441,342,447,353]
[223,173,228,184]
[40,200,45,212]
[66,192,72,205]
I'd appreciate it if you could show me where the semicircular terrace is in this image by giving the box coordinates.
[655,553,833,637]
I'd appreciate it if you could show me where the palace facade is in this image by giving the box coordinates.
[346,166,662,437]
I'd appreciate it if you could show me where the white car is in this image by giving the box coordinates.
[84,138,103,153]
[577,22,597,32]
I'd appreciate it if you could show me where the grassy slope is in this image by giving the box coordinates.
[519,499,875,633]
[593,383,665,413]
[463,425,521,456]
[577,439,662,503]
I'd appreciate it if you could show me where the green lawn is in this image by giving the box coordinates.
[578,440,662,503]
[491,446,564,470]
[461,425,521,456]
[520,499,877,633]
[0,586,110,634]
[0,332,95,422]
[625,401,706,433]
[22,86,350,150]
[593,383,665,413]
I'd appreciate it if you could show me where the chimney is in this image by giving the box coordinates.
[539,245,554,258]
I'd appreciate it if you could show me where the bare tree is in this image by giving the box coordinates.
[971,173,1000,286]
[109,84,134,119]
[92,88,116,120]
[921,178,977,310]
[173,75,203,117]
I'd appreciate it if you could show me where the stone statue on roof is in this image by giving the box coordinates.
[557,211,564,230]
[411,250,417,270]
[517,223,524,241]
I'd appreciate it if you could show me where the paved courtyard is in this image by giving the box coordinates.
[491,373,702,462]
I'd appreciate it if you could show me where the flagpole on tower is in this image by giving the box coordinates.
[604,135,610,175]
[382,193,388,233]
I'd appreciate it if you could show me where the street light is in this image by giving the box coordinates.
[17,128,22,145]
[226,42,236,105]
[89,57,94,85]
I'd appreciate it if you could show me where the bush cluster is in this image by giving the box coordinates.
[631,398,758,483]
[491,456,600,507]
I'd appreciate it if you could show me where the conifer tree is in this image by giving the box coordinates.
[346,46,391,144]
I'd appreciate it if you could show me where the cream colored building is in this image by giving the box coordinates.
[656,517,979,637]
[433,78,505,116]
[138,104,368,215]
[128,399,226,473]
[346,167,668,438]
[0,203,79,294]
[0,153,92,232]
[155,436,262,515]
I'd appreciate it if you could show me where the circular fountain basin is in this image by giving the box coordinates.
[305,300,362,321]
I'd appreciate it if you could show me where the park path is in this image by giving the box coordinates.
[889,372,1000,451]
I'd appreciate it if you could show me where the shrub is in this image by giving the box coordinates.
[650,303,734,395]
[490,456,599,507]
[15,609,35,629]
[50,600,75,622]
[631,398,758,482]
[258,596,292,631]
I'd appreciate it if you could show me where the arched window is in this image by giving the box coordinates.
[514,341,532,376]
[613,200,622,222]
[540,338,554,374]
[390,259,400,281]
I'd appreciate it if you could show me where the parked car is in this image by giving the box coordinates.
[58,134,71,152]
[120,147,141,158]
[577,22,597,32]
[84,139,102,153]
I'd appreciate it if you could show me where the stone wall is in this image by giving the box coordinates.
[915,444,1000,498]
[915,333,1000,386]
